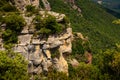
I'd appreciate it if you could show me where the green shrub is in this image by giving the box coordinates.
[39,0,44,9]
[45,70,68,80]
[0,12,3,22]
[4,14,25,32]
[69,63,100,80]
[112,19,120,25]
[45,15,63,34]
[72,38,85,55]
[1,4,17,12]
[0,1,17,12]
[26,5,38,14]
[2,13,25,44]
[0,50,29,80]
[34,14,64,35]
[93,49,120,79]
[2,29,18,44]
[59,16,70,27]
[34,15,44,29]
[38,28,51,35]
[3,13,25,32]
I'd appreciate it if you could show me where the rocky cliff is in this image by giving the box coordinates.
[0,0,92,79]
[10,0,51,11]
[0,0,72,76]
[13,11,73,75]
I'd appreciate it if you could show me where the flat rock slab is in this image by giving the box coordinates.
[18,34,32,45]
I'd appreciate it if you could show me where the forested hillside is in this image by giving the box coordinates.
[48,0,120,53]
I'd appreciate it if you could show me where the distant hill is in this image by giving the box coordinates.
[48,0,120,53]
[93,0,120,13]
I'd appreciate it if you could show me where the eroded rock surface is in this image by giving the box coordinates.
[10,0,51,11]
[12,11,73,76]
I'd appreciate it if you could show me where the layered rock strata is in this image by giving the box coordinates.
[13,11,73,75]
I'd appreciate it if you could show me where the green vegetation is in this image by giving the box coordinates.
[44,71,68,80]
[25,5,39,17]
[48,0,120,53]
[69,63,100,80]
[26,5,36,12]
[112,19,120,25]
[72,38,84,55]
[2,13,25,44]
[34,14,67,35]
[0,0,17,12]
[93,49,120,79]
[47,0,120,79]
[0,50,29,80]
[39,0,44,9]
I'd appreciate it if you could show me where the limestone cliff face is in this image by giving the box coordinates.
[0,0,72,76]
[0,0,92,78]
[10,0,39,11]
[12,11,73,75]
[10,0,51,11]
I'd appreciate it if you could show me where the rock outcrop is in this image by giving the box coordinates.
[64,0,81,13]
[41,0,51,11]
[13,11,73,76]
[10,0,51,11]
[0,0,93,79]
[10,0,39,11]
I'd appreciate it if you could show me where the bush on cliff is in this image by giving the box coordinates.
[0,50,29,80]
[34,14,64,35]
[0,0,17,12]
[2,13,25,44]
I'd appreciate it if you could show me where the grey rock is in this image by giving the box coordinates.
[18,34,32,45]
[40,40,46,44]
[27,44,35,53]
[32,39,41,45]
[42,44,50,49]
[49,40,63,48]
[14,45,28,59]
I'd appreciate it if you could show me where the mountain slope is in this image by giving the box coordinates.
[93,0,120,13]
[48,0,120,53]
